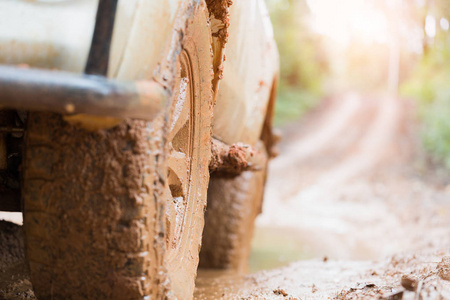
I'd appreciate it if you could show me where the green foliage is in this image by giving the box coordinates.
[422,88,450,168]
[267,0,327,126]
[274,85,319,126]
[249,227,309,272]
[401,39,450,104]
[401,31,450,168]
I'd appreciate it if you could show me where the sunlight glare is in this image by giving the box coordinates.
[440,18,449,31]
[425,15,437,38]
[305,0,388,47]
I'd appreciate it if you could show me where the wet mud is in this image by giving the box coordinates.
[196,94,450,298]
[22,113,168,299]
[209,139,265,175]
[205,0,232,30]
[205,0,232,99]
[1,2,216,299]
[0,221,32,300]
[257,95,450,264]
[336,251,450,299]
[2,93,450,299]
[200,142,268,272]
[206,0,232,41]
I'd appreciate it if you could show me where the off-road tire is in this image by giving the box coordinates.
[22,2,213,299]
[199,142,268,273]
[23,115,169,299]
[162,2,214,298]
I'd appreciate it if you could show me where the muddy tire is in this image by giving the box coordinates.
[199,75,278,273]
[199,142,268,273]
[23,116,169,299]
[22,3,213,300]
[163,3,213,298]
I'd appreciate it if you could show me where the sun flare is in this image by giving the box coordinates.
[306,0,390,46]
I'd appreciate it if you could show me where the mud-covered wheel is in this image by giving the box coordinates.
[163,4,213,298]
[22,116,169,299]
[199,142,268,273]
[21,3,213,300]
[200,75,278,273]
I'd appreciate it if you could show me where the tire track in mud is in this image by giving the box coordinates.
[257,93,398,260]
[195,93,450,299]
[255,93,450,263]
[262,94,384,206]
[279,93,363,160]
[1,93,449,300]
[265,94,379,202]
[305,95,400,190]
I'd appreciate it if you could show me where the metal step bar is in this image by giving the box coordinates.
[0,0,168,121]
[0,65,168,121]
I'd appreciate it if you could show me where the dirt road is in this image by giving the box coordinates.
[1,93,450,299]
[196,93,450,299]
[254,93,450,264]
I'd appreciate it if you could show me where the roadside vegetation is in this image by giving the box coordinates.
[401,0,450,168]
[267,0,329,126]
[269,0,450,169]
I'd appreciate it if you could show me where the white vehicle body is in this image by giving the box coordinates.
[0,0,278,145]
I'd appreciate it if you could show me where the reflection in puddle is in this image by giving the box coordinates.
[249,226,309,272]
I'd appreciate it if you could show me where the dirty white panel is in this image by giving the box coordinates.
[213,0,279,145]
[0,0,181,81]
[0,0,98,72]
[111,0,174,80]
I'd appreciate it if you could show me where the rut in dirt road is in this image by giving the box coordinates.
[253,93,450,263]
[195,93,450,300]
[267,93,392,199]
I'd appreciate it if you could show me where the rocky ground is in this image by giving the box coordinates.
[1,93,450,299]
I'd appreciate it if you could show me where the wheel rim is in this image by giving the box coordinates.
[165,50,196,257]
[160,4,213,296]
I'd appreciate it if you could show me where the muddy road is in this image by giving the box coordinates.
[1,93,450,299]
[196,93,450,299]
[253,93,450,266]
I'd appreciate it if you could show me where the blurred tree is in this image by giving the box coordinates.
[267,0,329,125]
[401,0,450,168]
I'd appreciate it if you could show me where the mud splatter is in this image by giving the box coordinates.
[206,0,232,44]
[205,0,232,101]
[209,139,265,175]
[437,257,450,281]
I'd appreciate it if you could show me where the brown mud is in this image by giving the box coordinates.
[22,113,168,299]
[0,221,33,300]
[201,142,268,272]
[205,0,233,32]
[196,94,450,298]
[1,2,216,300]
[209,139,251,174]
[162,1,214,298]
[196,250,450,299]
[205,0,232,101]
[2,93,450,299]
[209,139,265,175]
[255,94,450,264]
